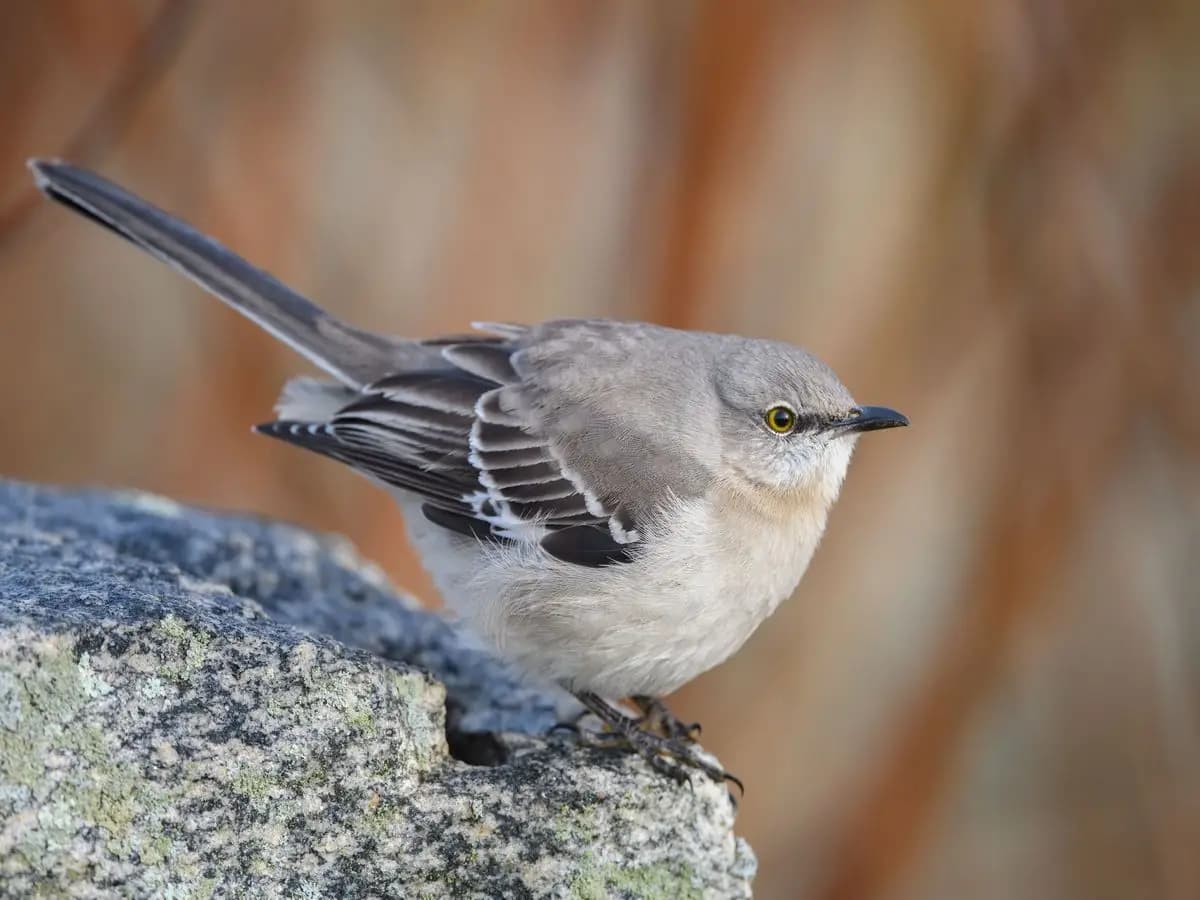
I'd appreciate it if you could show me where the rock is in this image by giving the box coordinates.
[0,480,755,898]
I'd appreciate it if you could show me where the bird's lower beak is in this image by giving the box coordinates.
[832,405,910,434]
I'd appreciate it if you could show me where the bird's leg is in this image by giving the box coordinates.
[573,691,742,793]
[630,695,702,742]
[548,696,631,748]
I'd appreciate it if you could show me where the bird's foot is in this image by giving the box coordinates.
[631,695,702,742]
[573,692,743,794]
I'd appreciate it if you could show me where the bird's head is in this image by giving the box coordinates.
[713,338,907,505]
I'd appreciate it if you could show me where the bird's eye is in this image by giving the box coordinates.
[764,405,797,434]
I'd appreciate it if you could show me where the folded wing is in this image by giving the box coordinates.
[257,324,641,567]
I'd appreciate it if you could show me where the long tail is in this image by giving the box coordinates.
[28,159,437,388]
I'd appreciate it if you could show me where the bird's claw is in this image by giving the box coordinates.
[572,692,742,795]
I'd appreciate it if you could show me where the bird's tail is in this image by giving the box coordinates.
[28,159,437,388]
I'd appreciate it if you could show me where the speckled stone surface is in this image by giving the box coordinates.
[0,480,756,898]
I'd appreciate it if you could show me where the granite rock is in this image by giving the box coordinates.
[0,480,755,898]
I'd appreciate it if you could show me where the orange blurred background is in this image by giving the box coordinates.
[2,2,1198,898]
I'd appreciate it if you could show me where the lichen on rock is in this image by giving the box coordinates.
[0,480,755,898]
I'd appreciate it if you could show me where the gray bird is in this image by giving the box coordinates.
[29,159,908,788]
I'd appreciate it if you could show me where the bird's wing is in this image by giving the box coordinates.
[258,322,715,567]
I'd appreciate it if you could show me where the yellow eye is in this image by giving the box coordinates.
[765,405,797,434]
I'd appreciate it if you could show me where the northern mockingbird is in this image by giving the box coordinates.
[29,160,908,788]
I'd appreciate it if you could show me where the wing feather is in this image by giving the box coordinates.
[471,419,544,451]
[255,325,646,566]
[255,422,474,505]
[498,480,583,503]
[474,389,523,426]
[368,370,490,415]
[477,461,563,489]
[337,395,471,434]
[469,446,553,469]
[440,343,519,384]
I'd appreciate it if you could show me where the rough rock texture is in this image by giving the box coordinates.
[0,480,755,898]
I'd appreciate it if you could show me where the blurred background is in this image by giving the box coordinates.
[2,2,1198,897]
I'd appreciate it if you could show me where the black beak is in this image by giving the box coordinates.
[831,405,909,434]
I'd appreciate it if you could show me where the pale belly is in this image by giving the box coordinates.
[401,491,828,699]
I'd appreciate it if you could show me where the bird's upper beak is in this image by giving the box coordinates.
[830,405,909,434]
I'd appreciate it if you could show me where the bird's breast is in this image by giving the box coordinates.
[703,482,829,622]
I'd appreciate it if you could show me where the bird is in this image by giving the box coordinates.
[29,159,908,788]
